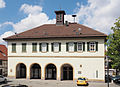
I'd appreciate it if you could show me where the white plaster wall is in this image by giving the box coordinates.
[8,57,105,80]
[8,38,105,57]
[7,38,105,80]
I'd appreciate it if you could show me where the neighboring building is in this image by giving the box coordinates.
[0,45,7,76]
[3,10,107,81]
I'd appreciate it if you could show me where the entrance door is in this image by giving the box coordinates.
[30,64,41,79]
[45,64,56,80]
[61,64,73,80]
[16,63,26,78]
[48,69,52,78]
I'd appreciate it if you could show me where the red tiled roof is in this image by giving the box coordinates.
[3,23,107,40]
[0,45,7,60]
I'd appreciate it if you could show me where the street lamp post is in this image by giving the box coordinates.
[106,56,109,87]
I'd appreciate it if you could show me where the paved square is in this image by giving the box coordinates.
[1,79,120,87]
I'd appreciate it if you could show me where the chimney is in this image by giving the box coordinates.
[55,10,66,25]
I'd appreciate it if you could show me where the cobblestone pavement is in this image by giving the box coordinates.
[0,79,120,87]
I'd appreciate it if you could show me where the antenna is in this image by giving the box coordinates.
[59,5,61,10]
[72,15,77,23]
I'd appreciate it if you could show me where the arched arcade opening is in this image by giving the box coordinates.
[16,63,26,78]
[30,63,41,79]
[61,64,73,80]
[45,64,57,80]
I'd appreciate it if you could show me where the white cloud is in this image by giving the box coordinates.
[20,4,42,15]
[0,31,14,45]
[0,0,5,8]
[76,2,80,7]
[0,4,56,45]
[0,22,13,29]
[75,0,120,34]
[12,4,56,33]
[64,15,78,23]
[13,13,55,33]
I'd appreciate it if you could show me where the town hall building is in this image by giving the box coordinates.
[4,10,107,81]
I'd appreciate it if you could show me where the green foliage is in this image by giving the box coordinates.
[106,17,120,69]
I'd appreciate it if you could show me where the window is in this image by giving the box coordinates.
[57,14,62,22]
[51,42,61,52]
[39,43,48,52]
[57,14,60,22]
[0,60,2,65]
[77,42,83,51]
[78,71,82,74]
[96,70,98,78]
[87,42,98,51]
[89,42,96,51]
[66,42,74,52]
[77,42,85,51]
[32,43,37,52]
[60,14,62,21]
[12,43,16,52]
[22,43,27,52]
[67,42,85,52]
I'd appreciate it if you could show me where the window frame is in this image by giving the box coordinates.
[52,42,61,52]
[77,42,83,52]
[57,14,62,22]
[89,41,96,51]
[32,43,37,52]
[41,43,48,52]
[12,43,16,53]
[68,42,74,52]
[87,41,98,52]
[22,43,27,52]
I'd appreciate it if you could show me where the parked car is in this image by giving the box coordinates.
[77,77,89,86]
[105,75,112,83]
[112,75,120,83]
[0,75,7,83]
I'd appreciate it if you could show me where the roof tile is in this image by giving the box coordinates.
[3,23,107,40]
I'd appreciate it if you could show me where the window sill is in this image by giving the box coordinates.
[22,52,27,53]
[88,51,96,53]
[52,51,60,53]
[32,51,37,53]
[40,51,48,53]
[67,51,74,53]
[11,51,16,53]
[77,51,84,53]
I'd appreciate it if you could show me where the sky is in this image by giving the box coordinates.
[0,0,120,45]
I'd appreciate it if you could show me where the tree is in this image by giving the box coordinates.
[106,17,120,74]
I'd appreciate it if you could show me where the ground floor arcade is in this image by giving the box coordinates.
[16,63,73,80]
[8,57,105,81]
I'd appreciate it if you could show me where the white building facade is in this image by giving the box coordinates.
[4,10,107,81]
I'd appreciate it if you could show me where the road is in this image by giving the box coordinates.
[0,79,120,87]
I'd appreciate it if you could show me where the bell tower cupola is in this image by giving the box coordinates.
[55,10,66,25]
